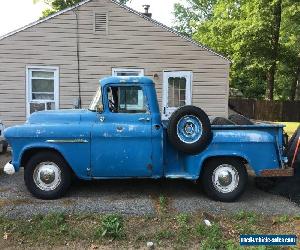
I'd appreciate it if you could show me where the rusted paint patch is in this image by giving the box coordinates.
[260,168,294,177]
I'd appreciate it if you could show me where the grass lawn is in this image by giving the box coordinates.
[275,122,299,138]
[0,211,298,249]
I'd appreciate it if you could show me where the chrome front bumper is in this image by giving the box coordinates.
[3,161,15,175]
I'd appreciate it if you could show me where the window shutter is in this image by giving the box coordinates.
[94,13,108,33]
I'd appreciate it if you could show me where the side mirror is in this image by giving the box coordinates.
[96,103,103,113]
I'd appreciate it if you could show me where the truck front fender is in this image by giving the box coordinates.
[13,141,91,180]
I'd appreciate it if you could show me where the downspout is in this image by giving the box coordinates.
[73,8,82,109]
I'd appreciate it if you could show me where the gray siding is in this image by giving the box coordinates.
[0,0,229,127]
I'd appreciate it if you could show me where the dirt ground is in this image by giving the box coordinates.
[0,151,300,218]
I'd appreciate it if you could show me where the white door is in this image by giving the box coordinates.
[162,71,192,120]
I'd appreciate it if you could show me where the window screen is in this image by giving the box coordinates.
[168,77,186,107]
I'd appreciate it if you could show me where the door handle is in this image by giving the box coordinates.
[138,117,150,122]
[99,116,105,122]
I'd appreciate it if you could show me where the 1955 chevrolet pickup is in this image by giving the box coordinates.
[3,77,297,201]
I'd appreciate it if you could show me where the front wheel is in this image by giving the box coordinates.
[202,158,248,202]
[24,151,72,200]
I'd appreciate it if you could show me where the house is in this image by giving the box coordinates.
[0,0,230,127]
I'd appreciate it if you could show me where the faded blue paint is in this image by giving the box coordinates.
[4,76,286,180]
[177,115,202,144]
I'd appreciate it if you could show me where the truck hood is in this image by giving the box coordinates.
[27,109,89,124]
[4,109,94,140]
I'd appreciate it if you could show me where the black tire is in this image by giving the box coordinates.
[0,140,7,154]
[24,151,72,200]
[211,117,236,125]
[229,114,254,125]
[167,105,212,155]
[202,158,248,202]
[288,125,299,144]
[287,126,300,163]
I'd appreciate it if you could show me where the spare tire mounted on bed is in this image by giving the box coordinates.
[167,105,212,155]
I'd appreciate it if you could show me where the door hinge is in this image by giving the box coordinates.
[147,164,153,172]
[87,167,91,176]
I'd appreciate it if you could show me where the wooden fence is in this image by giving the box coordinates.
[229,99,300,122]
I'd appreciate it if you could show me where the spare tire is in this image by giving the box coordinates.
[167,105,212,155]
[229,114,254,125]
[212,117,236,125]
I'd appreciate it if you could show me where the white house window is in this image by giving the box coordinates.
[112,68,144,77]
[26,66,59,117]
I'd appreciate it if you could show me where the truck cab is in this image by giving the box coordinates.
[3,76,295,201]
[88,77,163,178]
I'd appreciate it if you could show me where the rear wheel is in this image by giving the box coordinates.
[202,158,248,202]
[24,151,72,200]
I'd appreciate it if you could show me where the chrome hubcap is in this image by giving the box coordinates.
[184,123,194,134]
[212,164,239,193]
[40,168,55,184]
[33,162,61,191]
[177,115,203,144]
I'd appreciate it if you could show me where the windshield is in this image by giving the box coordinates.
[89,87,102,111]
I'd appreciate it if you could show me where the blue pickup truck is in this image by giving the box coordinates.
[3,77,297,201]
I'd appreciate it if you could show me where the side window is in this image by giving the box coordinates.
[107,86,148,113]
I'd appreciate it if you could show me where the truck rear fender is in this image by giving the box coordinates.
[198,153,251,178]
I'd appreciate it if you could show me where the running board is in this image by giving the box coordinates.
[260,168,294,177]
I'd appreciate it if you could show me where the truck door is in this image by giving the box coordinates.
[91,85,153,177]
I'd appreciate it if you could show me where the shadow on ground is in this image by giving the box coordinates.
[256,163,300,205]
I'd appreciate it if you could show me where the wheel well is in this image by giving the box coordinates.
[21,148,70,170]
[200,156,249,176]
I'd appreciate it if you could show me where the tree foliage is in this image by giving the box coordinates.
[34,0,131,18]
[174,0,300,100]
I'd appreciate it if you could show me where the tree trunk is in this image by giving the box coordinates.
[290,64,300,101]
[266,0,282,100]
[266,66,276,100]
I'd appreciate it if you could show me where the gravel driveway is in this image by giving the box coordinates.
[1,152,300,218]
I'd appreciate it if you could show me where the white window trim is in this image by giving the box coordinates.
[112,68,144,76]
[26,66,59,117]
